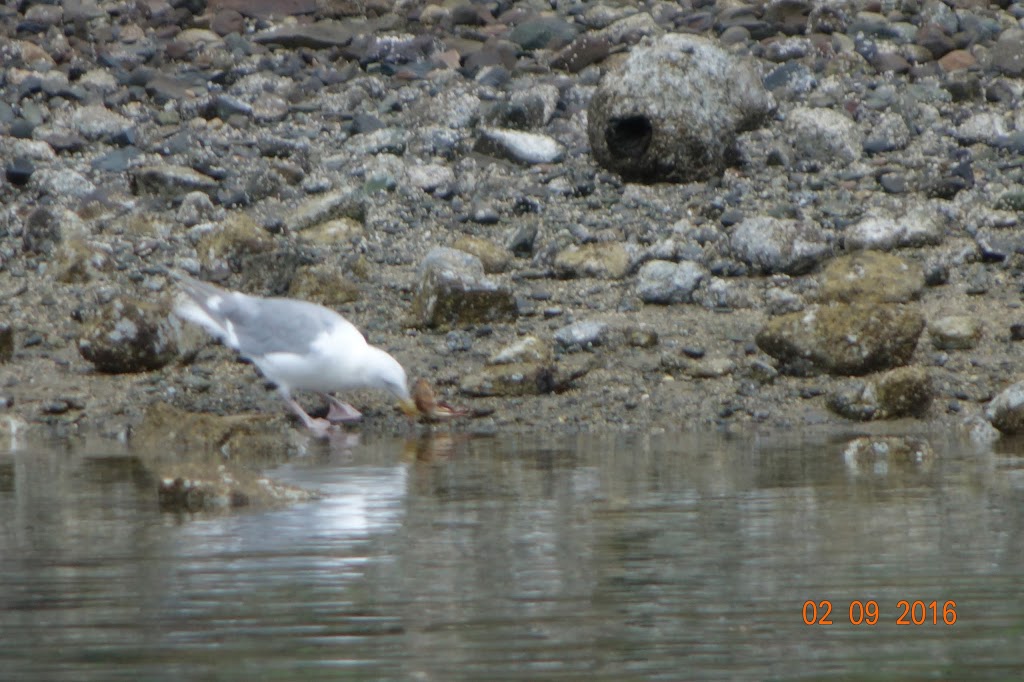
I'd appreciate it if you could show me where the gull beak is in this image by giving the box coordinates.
[399,398,420,418]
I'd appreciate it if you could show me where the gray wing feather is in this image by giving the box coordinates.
[177,275,353,358]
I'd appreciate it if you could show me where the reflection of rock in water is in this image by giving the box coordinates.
[842,436,936,478]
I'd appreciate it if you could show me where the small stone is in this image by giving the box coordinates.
[475,128,564,165]
[488,336,551,365]
[554,242,631,280]
[686,356,736,378]
[5,157,33,186]
[452,235,511,274]
[636,260,707,304]
[132,165,218,198]
[929,316,982,351]
[554,320,610,350]
[986,381,1024,434]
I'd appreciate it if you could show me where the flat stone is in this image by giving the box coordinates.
[132,165,218,198]
[818,252,924,304]
[554,242,631,280]
[254,21,356,49]
[929,316,982,350]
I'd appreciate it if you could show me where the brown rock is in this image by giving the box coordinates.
[938,49,976,72]
[211,9,245,36]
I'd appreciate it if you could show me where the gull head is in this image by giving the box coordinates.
[365,346,418,417]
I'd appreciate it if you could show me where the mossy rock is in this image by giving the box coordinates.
[756,302,924,376]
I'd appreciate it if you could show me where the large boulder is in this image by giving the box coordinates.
[756,302,924,376]
[588,33,774,183]
[78,298,179,373]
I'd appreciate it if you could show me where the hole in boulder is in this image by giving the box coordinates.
[606,116,653,159]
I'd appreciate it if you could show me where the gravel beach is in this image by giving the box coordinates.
[4,0,1024,448]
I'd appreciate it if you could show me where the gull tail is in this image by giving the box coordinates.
[172,273,240,350]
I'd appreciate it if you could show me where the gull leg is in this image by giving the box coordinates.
[321,394,363,424]
[282,395,334,438]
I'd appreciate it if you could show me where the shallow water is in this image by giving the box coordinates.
[1,430,1023,680]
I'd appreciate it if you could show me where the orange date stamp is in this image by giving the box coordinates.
[802,600,957,626]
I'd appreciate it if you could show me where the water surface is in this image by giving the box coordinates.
[1,430,1023,680]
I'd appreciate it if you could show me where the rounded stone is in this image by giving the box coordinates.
[929,316,982,351]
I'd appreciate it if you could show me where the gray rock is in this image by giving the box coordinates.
[685,356,737,379]
[344,127,409,156]
[34,168,96,199]
[22,206,68,255]
[588,33,774,183]
[554,320,610,350]
[488,336,551,365]
[785,106,862,164]
[253,20,355,49]
[68,104,133,141]
[132,165,218,198]
[863,111,910,153]
[986,380,1024,434]
[954,111,1010,146]
[828,366,933,421]
[729,216,831,275]
[406,163,455,192]
[412,247,517,330]
[756,303,925,376]
[509,16,579,51]
[176,191,220,227]
[476,128,564,164]
[554,242,632,279]
[845,206,946,251]
[991,29,1024,78]
[818,252,924,304]
[636,260,707,303]
[929,316,982,350]
[78,298,179,374]
[286,187,364,232]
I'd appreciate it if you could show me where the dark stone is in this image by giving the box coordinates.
[9,118,34,139]
[5,157,33,186]
[78,298,179,374]
[0,324,13,362]
[878,172,907,194]
[551,34,611,73]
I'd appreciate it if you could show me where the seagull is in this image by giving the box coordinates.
[173,274,418,437]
